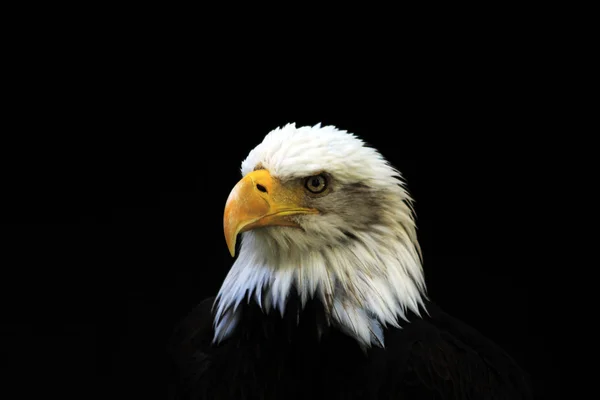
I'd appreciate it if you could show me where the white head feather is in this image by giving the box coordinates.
[213,123,427,348]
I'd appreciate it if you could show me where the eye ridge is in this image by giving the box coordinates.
[304,174,327,194]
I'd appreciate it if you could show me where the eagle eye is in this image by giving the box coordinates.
[304,174,328,194]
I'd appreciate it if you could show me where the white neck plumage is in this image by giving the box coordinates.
[213,210,428,349]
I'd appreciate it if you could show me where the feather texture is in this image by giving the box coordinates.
[169,297,533,399]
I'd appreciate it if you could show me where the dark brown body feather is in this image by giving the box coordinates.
[168,294,532,400]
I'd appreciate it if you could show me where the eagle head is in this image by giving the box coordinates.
[214,123,427,348]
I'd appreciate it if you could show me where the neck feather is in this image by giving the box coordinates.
[213,216,427,348]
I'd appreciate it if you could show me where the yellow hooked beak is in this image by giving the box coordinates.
[223,169,318,257]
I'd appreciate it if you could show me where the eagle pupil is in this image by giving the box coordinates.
[311,178,320,188]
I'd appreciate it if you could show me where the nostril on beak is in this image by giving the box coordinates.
[256,184,267,193]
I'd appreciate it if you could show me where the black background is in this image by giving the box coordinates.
[1,17,558,400]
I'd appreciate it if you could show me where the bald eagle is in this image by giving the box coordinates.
[169,124,532,399]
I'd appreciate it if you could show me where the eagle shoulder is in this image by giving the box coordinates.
[168,297,215,399]
[383,304,533,399]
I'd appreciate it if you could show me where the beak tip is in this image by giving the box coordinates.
[226,234,237,258]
